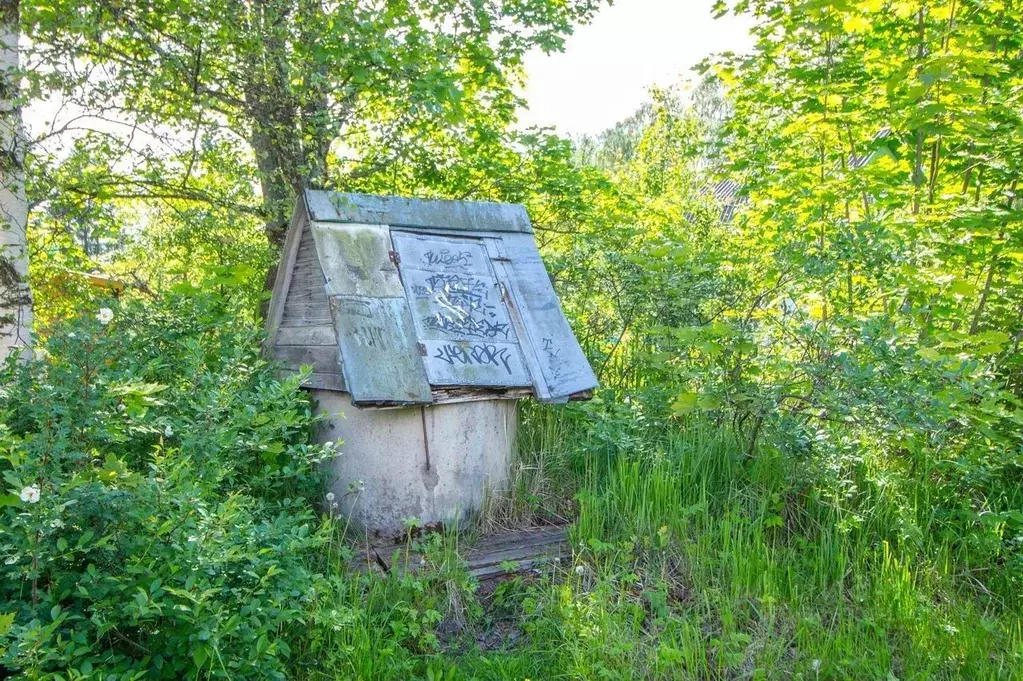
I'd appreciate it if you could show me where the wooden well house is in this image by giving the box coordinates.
[266,190,597,537]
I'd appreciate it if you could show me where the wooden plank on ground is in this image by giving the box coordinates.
[353,525,570,582]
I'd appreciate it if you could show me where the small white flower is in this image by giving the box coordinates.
[164,424,174,438]
[19,486,40,504]
[97,308,114,325]
[325,492,335,502]
[812,659,821,672]
[574,565,585,575]
[50,518,65,529]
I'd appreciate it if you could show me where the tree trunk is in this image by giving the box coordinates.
[245,0,335,319]
[0,0,31,360]
[969,179,1017,335]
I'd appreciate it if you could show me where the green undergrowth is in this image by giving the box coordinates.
[295,404,1023,680]
[3,302,1019,679]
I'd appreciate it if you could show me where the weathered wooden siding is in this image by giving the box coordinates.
[272,222,344,388]
[279,226,331,327]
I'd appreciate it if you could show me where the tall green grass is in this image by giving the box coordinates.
[564,413,1022,679]
[294,406,1022,679]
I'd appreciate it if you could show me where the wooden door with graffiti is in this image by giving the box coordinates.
[391,231,532,388]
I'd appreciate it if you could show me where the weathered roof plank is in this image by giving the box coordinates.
[310,221,404,297]
[329,295,433,405]
[493,233,598,401]
[306,190,532,234]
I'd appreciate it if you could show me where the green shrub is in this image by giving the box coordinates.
[0,294,331,679]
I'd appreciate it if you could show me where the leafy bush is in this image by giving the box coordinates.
[0,294,331,679]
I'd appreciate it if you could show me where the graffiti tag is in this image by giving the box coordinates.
[432,343,514,374]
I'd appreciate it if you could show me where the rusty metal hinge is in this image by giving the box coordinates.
[389,249,401,266]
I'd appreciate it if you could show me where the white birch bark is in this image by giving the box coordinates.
[0,0,31,360]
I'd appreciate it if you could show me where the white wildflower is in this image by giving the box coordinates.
[325,492,335,503]
[19,486,40,504]
[164,424,174,438]
[812,660,821,672]
[50,518,64,529]
[574,565,585,575]
[97,308,114,325]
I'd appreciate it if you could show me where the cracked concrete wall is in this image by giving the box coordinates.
[311,389,516,540]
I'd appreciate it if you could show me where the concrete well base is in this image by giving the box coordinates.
[309,389,517,540]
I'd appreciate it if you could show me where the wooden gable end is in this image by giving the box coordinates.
[268,204,345,391]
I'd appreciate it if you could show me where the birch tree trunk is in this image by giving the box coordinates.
[0,0,30,360]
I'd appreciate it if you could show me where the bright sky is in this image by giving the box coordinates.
[518,0,755,137]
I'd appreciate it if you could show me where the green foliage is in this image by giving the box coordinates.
[22,0,611,248]
[533,0,1023,607]
[559,415,1023,679]
[27,132,273,329]
[0,294,331,678]
[287,411,1023,680]
[10,0,1023,677]
[292,531,485,679]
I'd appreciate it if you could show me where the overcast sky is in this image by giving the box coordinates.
[518,0,755,137]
